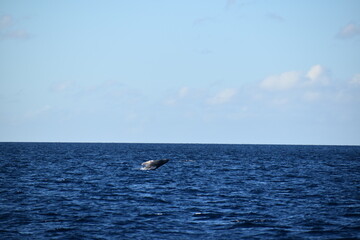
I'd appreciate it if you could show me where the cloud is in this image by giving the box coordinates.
[0,15,13,29]
[260,65,330,91]
[306,65,323,81]
[305,64,330,85]
[336,23,360,39]
[178,87,189,98]
[25,105,53,120]
[5,29,29,39]
[207,88,237,105]
[256,64,336,109]
[50,80,74,92]
[0,15,30,40]
[349,74,360,86]
[260,71,300,91]
[163,86,191,106]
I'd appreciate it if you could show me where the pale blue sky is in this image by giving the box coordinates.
[1,0,360,145]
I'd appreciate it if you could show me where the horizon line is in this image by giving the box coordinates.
[0,141,359,147]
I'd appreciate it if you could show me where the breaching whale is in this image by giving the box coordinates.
[141,159,169,170]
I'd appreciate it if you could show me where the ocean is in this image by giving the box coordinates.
[0,143,359,239]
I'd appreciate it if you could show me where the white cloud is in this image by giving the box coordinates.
[305,64,329,85]
[208,88,237,104]
[163,86,191,106]
[260,65,330,91]
[257,64,335,108]
[178,87,189,98]
[349,74,360,86]
[337,23,360,39]
[306,65,323,81]
[260,71,300,91]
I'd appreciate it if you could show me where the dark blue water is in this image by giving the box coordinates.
[1,143,359,239]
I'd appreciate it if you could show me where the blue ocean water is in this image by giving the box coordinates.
[0,143,359,239]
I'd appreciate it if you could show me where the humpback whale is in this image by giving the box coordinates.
[141,159,169,170]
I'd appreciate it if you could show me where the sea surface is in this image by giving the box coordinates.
[0,143,359,239]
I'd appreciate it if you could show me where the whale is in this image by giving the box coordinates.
[141,159,169,170]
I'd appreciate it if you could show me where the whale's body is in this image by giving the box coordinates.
[141,159,169,170]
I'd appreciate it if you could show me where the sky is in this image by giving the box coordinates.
[1,0,360,145]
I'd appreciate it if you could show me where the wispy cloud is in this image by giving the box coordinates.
[0,15,12,29]
[50,80,75,93]
[336,23,360,39]
[5,29,29,39]
[349,74,360,86]
[178,87,189,98]
[0,15,30,40]
[163,86,194,106]
[260,71,300,91]
[207,88,237,105]
[24,105,53,120]
[164,86,238,107]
